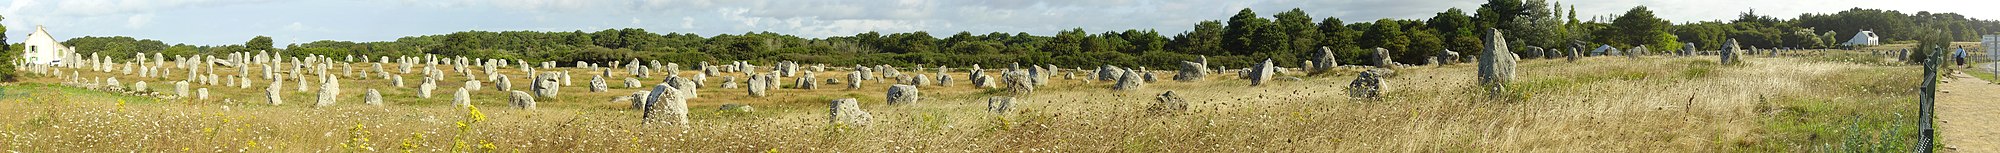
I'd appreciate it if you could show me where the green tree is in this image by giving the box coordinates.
[1170,21,1226,55]
[1273,8,1320,62]
[1607,6,1679,52]
[1223,8,1270,55]
[0,15,13,81]
[1404,28,1445,64]
[247,35,274,52]
[1318,17,1358,52]
[1359,19,1410,55]
[1428,8,1482,54]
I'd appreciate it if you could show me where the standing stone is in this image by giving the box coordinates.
[316,79,340,107]
[1173,61,1209,81]
[1096,65,1122,81]
[886,84,920,105]
[1567,47,1582,62]
[391,75,406,87]
[1141,71,1158,83]
[132,81,148,93]
[365,89,383,106]
[722,77,739,89]
[1682,42,1697,56]
[419,77,436,98]
[1146,91,1188,115]
[910,74,929,87]
[643,84,689,125]
[196,88,208,100]
[668,77,700,99]
[174,81,190,98]
[987,96,1015,114]
[508,90,536,109]
[465,80,482,91]
[747,75,769,97]
[1249,58,1275,86]
[624,77,641,88]
[589,75,609,92]
[1114,69,1144,91]
[1002,71,1033,96]
[495,75,512,91]
[1721,39,1740,65]
[267,78,283,105]
[1310,46,1338,74]
[1478,28,1519,94]
[847,72,865,90]
[1347,69,1390,99]
[1373,48,1396,68]
[452,88,471,107]
[532,73,560,98]
[828,98,873,127]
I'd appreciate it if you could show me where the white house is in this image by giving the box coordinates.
[1842,30,1880,46]
[21,25,73,66]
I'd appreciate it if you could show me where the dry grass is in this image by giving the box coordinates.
[0,50,1923,152]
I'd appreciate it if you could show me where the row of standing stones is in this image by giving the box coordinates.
[35,28,1780,127]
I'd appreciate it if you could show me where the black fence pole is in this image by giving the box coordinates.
[1917,46,1938,153]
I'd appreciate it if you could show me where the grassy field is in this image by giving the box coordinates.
[0,48,1930,152]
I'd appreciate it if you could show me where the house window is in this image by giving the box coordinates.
[29,46,35,53]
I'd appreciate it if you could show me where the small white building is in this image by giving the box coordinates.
[1843,30,1880,46]
[21,25,74,66]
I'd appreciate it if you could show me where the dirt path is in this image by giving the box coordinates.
[1940,72,2000,152]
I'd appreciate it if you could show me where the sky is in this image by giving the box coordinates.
[2,0,1997,47]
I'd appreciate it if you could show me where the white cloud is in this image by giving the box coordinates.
[51,0,270,16]
[125,13,153,28]
[680,17,695,29]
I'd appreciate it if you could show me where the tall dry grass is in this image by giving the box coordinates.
[0,52,1919,152]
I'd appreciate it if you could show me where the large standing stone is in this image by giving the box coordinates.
[1347,69,1390,99]
[668,77,699,98]
[624,77,641,88]
[465,80,483,91]
[643,84,689,125]
[365,89,383,106]
[828,98,873,127]
[1373,48,1396,68]
[495,75,512,91]
[1682,42,1697,56]
[267,78,283,105]
[589,75,609,92]
[1146,91,1188,115]
[1721,38,1740,65]
[419,77,437,98]
[1173,61,1209,81]
[508,90,536,109]
[886,84,920,105]
[132,81,148,93]
[1310,46,1338,75]
[1478,28,1519,94]
[452,88,471,107]
[316,79,340,107]
[1249,58,1275,86]
[1002,70,1033,96]
[532,73,561,98]
[174,81,190,98]
[987,96,1015,114]
[936,74,952,86]
[747,75,769,97]
[1096,65,1122,81]
[1113,69,1144,91]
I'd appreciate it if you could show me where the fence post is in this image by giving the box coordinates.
[1916,46,1939,153]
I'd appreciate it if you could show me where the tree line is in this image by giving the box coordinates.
[16,0,2000,71]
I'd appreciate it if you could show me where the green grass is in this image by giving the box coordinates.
[1744,67,1921,152]
[0,82,160,105]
